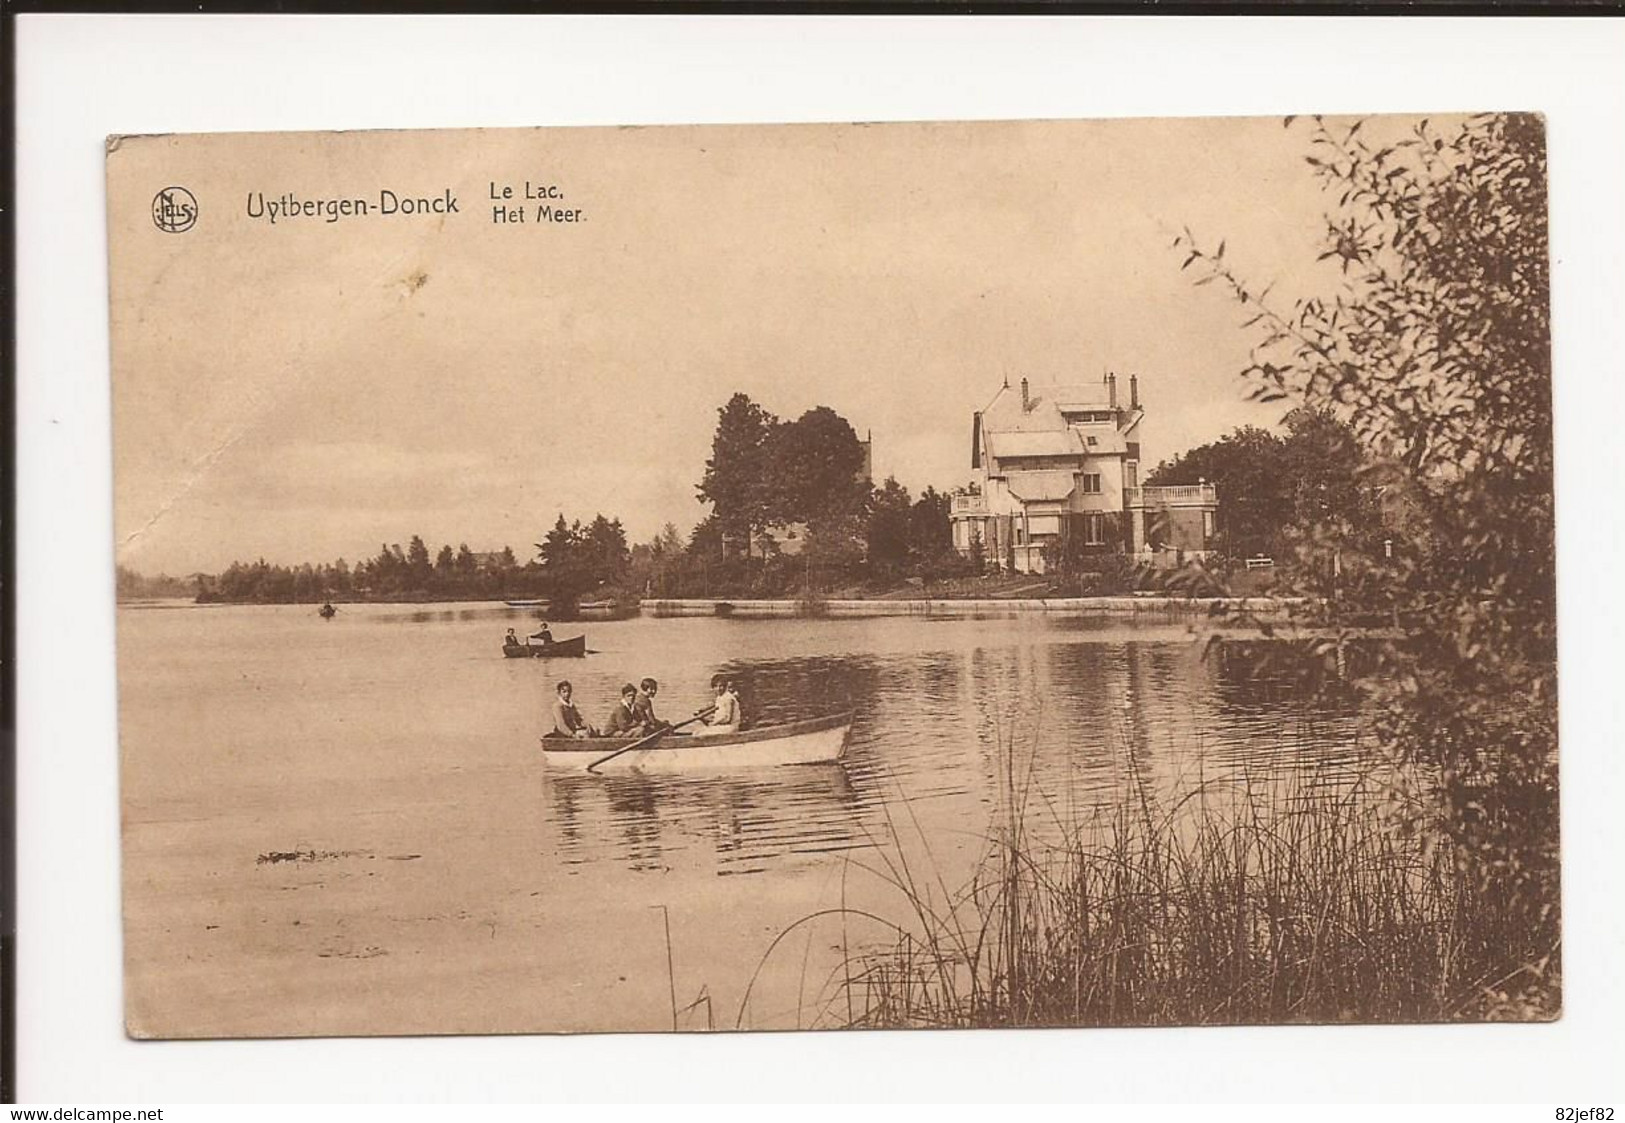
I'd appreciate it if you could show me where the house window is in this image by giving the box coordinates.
[1080,473,1102,494]
[1084,513,1106,545]
[1203,510,1215,538]
[1085,435,1098,446]
[1126,460,1138,489]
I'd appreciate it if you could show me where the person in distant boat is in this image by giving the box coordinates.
[505,627,521,647]
[603,683,645,737]
[633,678,668,733]
[551,680,594,739]
[693,674,741,737]
[531,621,554,644]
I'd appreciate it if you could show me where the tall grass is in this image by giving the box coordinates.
[817,753,1559,1028]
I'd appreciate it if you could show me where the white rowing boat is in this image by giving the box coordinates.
[540,711,852,772]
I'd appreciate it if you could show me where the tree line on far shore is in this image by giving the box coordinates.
[131,393,1380,609]
[165,398,965,609]
[191,539,530,604]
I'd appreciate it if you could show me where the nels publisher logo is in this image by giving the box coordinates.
[152,185,198,233]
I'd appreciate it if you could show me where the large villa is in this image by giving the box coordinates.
[950,374,1218,574]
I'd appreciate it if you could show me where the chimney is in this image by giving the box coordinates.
[1130,373,1140,410]
[1020,377,1030,411]
[1107,372,1118,410]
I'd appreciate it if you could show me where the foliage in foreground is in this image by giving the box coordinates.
[1174,112,1559,1013]
[815,771,1557,1030]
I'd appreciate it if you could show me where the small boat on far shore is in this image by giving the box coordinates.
[575,599,624,617]
[503,634,587,659]
[504,599,549,609]
[540,711,852,771]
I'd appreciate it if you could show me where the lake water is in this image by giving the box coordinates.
[117,601,1366,1037]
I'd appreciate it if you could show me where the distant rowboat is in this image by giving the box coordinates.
[540,711,852,771]
[504,599,548,608]
[503,635,587,658]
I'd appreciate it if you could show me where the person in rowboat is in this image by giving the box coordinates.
[633,678,669,734]
[550,680,594,739]
[603,683,646,737]
[505,628,521,648]
[692,674,741,737]
[531,621,555,644]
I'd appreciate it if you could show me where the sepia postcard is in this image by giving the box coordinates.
[108,115,1557,1039]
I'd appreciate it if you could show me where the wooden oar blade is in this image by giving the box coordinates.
[585,727,667,774]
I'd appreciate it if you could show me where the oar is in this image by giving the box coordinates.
[586,706,716,775]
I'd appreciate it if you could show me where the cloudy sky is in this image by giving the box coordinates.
[108,115,1377,574]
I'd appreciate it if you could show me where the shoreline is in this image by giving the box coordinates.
[643,596,1307,619]
[120,593,1310,620]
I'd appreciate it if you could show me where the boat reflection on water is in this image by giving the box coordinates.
[545,753,878,875]
[542,655,904,874]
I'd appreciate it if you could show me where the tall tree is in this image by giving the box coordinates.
[687,516,724,559]
[698,393,779,556]
[1280,405,1379,539]
[583,513,631,584]
[371,543,405,592]
[538,515,578,571]
[866,476,914,575]
[405,535,433,589]
[908,486,955,563]
[1147,426,1291,555]
[538,516,592,610]
[657,522,685,557]
[767,406,870,531]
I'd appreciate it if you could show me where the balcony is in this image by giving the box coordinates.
[1125,483,1217,509]
[951,492,988,517]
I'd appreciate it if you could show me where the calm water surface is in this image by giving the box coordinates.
[118,602,1366,1036]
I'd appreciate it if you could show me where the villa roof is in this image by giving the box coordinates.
[1005,470,1079,502]
[1078,429,1130,455]
[973,380,1142,472]
[982,381,1124,432]
[986,429,1086,459]
[1051,386,1117,411]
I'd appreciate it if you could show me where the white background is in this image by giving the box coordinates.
[13,13,1625,1104]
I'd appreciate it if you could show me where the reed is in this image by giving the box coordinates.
[817,750,1559,1029]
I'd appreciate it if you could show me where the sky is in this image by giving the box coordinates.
[107,115,1383,575]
